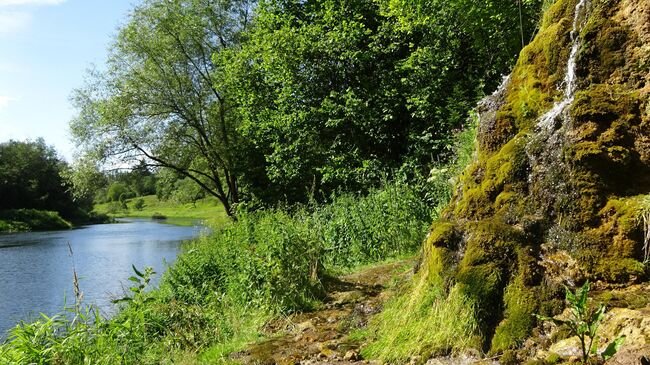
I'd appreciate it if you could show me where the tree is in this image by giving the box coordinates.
[0,139,81,217]
[63,156,109,206]
[224,0,543,205]
[106,182,132,202]
[70,0,255,218]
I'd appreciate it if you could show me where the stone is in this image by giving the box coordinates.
[343,350,359,361]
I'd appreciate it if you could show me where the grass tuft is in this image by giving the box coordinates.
[361,273,479,363]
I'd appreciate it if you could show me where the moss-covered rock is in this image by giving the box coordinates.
[420,0,650,355]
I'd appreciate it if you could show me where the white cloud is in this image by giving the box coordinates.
[0,11,31,35]
[0,95,18,111]
[0,0,66,6]
[0,0,66,36]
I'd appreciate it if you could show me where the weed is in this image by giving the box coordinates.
[537,281,625,363]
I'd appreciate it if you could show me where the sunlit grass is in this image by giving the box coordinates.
[360,273,479,363]
[93,195,229,227]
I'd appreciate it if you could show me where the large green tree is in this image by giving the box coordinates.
[224,0,543,204]
[70,0,254,218]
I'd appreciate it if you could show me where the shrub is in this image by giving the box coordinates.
[133,198,145,211]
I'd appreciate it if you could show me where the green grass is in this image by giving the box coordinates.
[360,273,479,363]
[93,195,229,227]
[0,119,479,362]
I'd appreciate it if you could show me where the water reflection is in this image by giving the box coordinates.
[0,218,203,336]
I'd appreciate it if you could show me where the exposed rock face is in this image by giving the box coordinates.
[423,0,650,354]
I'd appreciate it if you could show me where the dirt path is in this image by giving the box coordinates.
[230,259,416,365]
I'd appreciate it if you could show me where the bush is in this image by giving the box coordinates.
[106,182,133,202]
[133,198,145,211]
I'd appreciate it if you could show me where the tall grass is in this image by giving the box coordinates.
[313,183,431,269]
[360,273,479,363]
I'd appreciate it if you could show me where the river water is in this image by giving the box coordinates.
[0,218,204,337]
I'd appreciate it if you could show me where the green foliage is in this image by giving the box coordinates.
[106,182,133,202]
[218,0,543,206]
[168,178,205,205]
[312,182,431,269]
[0,139,82,218]
[537,281,626,363]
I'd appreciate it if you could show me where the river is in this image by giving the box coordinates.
[0,218,204,337]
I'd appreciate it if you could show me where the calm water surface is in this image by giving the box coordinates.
[0,218,204,337]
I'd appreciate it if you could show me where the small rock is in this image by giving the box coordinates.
[343,350,359,361]
[332,290,365,306]
[296,320,316,333]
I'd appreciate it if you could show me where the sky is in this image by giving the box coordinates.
[0,0,134,161]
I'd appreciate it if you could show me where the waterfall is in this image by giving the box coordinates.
[538,0,590,130]
[525,0,592,224]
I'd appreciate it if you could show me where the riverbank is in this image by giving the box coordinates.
[0,209,72,233]
[0,182,431,364]
[93,195,229,227]
[0,218,202,338]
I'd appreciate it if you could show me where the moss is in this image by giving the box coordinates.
[498,0,576,134]
[421,222,459,280]
[452,135,529,220]
[462,220,524,264]
[424,246,454,284]
[593,257,645,282]
[425,221,458,249]
[490,278,538,353]
[567,86,645,200]
[546,352,562,364]
[416,0,650,357]
[452,220,529,345]
[575,195,648,281]
[500,350,519,365]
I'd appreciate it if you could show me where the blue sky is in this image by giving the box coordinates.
[0,0,134,161]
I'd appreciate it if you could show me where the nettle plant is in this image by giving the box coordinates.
[538,281,625,364]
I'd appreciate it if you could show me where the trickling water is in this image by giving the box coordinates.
[538,0,590,130]
[525,0,592,223]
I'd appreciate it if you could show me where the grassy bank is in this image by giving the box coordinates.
[93,195,229,227]
[0,209,72,233]
[0,182,433,364]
